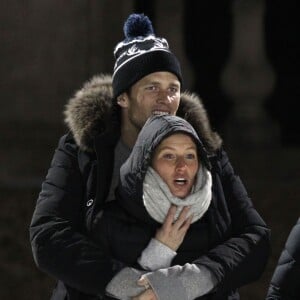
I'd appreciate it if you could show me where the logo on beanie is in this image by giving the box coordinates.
[114,36,170,72]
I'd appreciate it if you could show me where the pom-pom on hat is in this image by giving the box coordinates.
[112,13,182,98]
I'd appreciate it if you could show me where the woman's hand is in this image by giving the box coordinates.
[131,277,157,300]
[155,205,193,251]
[131,288,156,300]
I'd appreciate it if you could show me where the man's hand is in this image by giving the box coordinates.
[131,277,157,300]
[155,205,192,251]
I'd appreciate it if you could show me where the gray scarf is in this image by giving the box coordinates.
[143,166,212,224]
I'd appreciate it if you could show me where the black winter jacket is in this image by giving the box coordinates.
[266,218,300,299]
[29,75,270,299]
[92,115,271,299]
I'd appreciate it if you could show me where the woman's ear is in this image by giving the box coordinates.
[117,93,129,108]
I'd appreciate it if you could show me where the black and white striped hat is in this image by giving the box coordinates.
[112,13,182,98]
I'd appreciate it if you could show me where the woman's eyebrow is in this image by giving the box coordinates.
[158,145,196,151]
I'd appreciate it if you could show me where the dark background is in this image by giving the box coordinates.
[0,1,299,299]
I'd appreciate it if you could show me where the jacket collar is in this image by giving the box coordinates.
[64,74,222,153]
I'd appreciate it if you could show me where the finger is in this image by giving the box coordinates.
[137,276,150,289]
[132,288,156,300]
[162,205,177,228]
[173,206,191,229]
[137,277,148,286]
[179,214,193,233]
[144,289,157,300]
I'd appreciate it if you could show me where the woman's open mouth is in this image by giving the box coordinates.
[174,178,188,185]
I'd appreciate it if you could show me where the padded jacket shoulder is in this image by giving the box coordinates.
[266,218,300,299]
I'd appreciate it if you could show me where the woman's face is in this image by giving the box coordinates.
[152,133,199,199]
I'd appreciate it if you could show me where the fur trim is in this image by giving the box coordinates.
[64,74,222,152]
[64,74,113,152]
[177,92,222,153]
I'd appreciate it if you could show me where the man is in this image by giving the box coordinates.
[29,13,269,300]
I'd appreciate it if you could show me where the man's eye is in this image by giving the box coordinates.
[146,86,157,91]
[169,87,178,93]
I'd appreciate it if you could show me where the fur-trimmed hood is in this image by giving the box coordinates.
[64,74,222,153]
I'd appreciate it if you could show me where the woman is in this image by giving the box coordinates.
[92,115,270,299]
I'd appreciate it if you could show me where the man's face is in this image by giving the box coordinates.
[119,71,181,131]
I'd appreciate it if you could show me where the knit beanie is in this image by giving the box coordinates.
[112,13,182,99]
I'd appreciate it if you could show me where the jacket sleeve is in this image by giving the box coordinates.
[137,238,177,270]
[266,218,300,299]
[29,133,117,296]
[193,149,271,293]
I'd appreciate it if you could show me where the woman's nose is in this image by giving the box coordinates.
[175,158,187,170]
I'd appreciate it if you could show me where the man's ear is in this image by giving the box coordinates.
[116,93,129,108]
